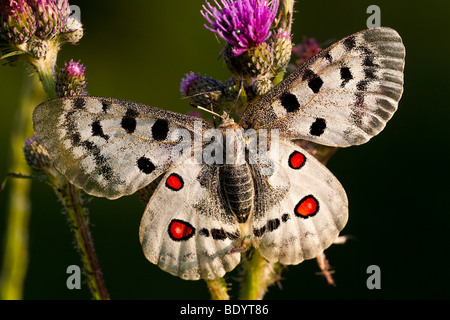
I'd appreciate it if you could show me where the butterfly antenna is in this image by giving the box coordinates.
[189,103,224,128]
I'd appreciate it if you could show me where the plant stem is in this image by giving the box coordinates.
[32,45,58,100]
[240,249,281,300]
[47,177,110,300]
[0,74,41,300]
[205,278,230,300]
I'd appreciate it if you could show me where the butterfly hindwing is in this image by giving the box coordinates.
[240,27,405,147]
[139,158,242,280]
[250,140,348,264]
[32,96,212,199]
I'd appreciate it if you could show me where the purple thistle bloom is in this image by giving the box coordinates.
[64,58,85,76]
[0,0,36,44]
[201,0,279,56]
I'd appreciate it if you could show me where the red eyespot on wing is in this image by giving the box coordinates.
[294,195,319,218]
[166,173,184,191]
[288,151,306,169]
[168,219,195,241]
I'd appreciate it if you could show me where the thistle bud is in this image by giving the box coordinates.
[252,77,273,96]
[23,136,52,172]
[55,59,87,97]
[180,72,225,108]
[61,15,83,44]
[223,41,274,80]
[27,38,48,58]
[180,72,243,114]
[0,0,36,44]
[270,28,292,73]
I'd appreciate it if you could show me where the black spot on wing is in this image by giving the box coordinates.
[91,120,109,141]
[357,80,370,91]
[280,93,301,113]
[211,228,240,241]
[302,69,323,94]
[82,140,114,181]
[137,156,155,175]
[340,67,353,87]
[73,97,86,109]
[101,101,110,113]
[343,36,356,51]
[364,68,377,80]
[151,119,169,141]
[310,118,326,136]
[253,218,281,238]
[121,109,139,134]
[71,132,81,146]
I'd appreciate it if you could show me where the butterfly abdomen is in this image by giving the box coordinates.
[220,164,254,224]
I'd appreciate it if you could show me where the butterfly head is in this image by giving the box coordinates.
[218,111,240,131]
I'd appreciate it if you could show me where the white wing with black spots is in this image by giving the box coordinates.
[240,27,405,147]
[33,96,212,199]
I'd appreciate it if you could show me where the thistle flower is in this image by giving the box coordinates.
[202,0,279,56]
[28,0,64,40]
[55,0,70,22]
[0,0,36,44]
[55,59,87,97]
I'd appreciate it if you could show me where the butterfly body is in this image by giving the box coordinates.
[32,27,405,280]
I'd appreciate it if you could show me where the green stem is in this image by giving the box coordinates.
[0,74,41,300]
[32,45,57,100]
[205,278,230,300]
[277,0,295,32]
[240,250,281,300]
[46,175,110,300]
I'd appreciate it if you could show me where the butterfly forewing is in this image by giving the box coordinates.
[240,27,405,147]
[32,96,212,199]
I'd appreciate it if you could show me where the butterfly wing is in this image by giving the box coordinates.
[240,27,405,147]
[32,96,212,199]
[139,158,242,280]
[250,140,348,264]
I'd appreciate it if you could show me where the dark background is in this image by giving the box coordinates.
[1,0,449,300]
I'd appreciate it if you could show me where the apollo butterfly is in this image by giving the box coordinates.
[33,27,405,280]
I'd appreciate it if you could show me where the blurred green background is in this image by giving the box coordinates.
[1,0,449,300]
